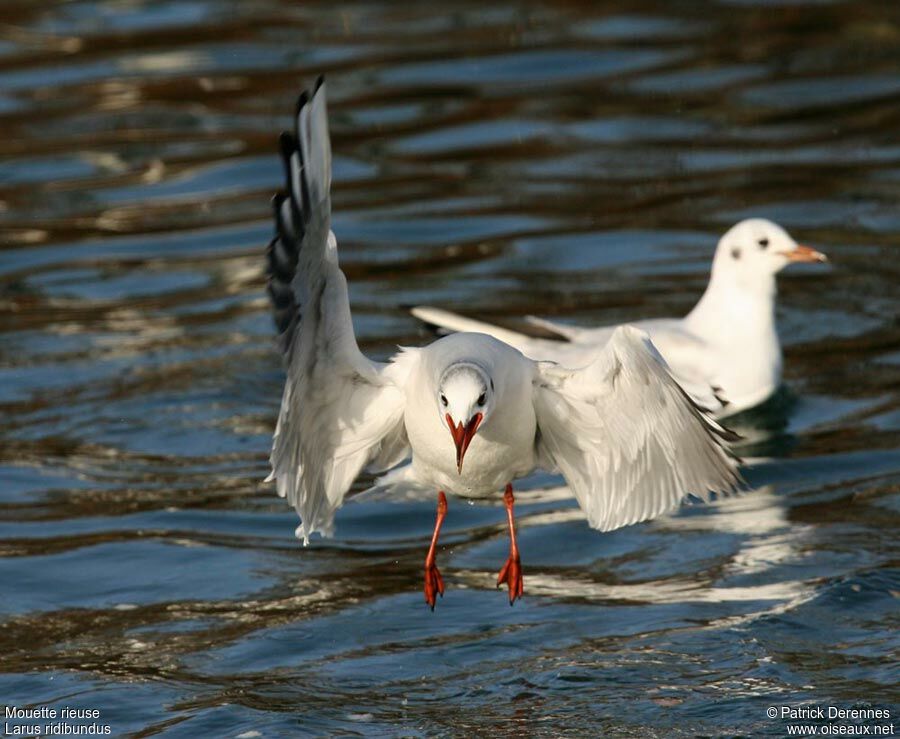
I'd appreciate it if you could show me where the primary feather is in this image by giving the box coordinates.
[533,326,740,531]
[266,79,413,543]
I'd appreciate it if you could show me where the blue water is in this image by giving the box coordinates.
[0,1,898,736]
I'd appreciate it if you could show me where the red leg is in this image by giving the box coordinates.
[497,483,524,605]
[424,491,447,610]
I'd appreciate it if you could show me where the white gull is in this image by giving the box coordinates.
[412,219,826,416]
[265,79,740,608]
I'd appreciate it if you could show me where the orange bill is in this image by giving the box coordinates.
[447,412,483,473]
[784,244,827,263]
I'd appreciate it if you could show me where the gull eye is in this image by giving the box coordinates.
[758,238,769,249]
[477,393,486,407]
[440,394,448,407]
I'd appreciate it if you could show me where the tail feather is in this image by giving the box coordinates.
[410,306,541,350]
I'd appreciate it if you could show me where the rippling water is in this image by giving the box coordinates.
[1,1,898,736]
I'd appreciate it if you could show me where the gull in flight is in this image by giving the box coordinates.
[265,79,741,609]
[412,219,827,417]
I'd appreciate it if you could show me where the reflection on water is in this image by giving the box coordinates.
[0,0,898,735]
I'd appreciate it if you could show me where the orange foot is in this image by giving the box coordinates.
[424,562,445,610]
[424,491,448,611]
[497,483,523,605]
[497,553,523,605]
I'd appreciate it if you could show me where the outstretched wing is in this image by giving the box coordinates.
[266,79,414,543]
[533,325,740,532]
[633,320,729,413]
[411,307,730,414]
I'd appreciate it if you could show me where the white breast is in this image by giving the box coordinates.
[403,336,538,497]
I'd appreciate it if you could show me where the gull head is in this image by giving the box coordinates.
[438,362,493,474]
[713,219,827,288]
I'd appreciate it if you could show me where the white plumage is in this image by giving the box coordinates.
[412,219,826,416]
[265,80,740,607]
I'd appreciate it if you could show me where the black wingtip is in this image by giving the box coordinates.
[267,278,293,309]
[712,385,731,409]
[278,131,295,160]
[277,132,296,194]
[293,77,324,119]
[295,89,309,117]
[720,426,743,444]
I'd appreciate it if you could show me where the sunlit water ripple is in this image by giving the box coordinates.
[0,1,898,736]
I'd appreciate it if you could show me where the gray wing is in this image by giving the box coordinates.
[533,325,740,532]
[266,79,414,543]
[568,318,728,412]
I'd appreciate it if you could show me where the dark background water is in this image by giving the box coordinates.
[1,1,898,736]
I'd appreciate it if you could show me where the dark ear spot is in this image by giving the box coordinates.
[758,238,769,249]
[731,246,741,260]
